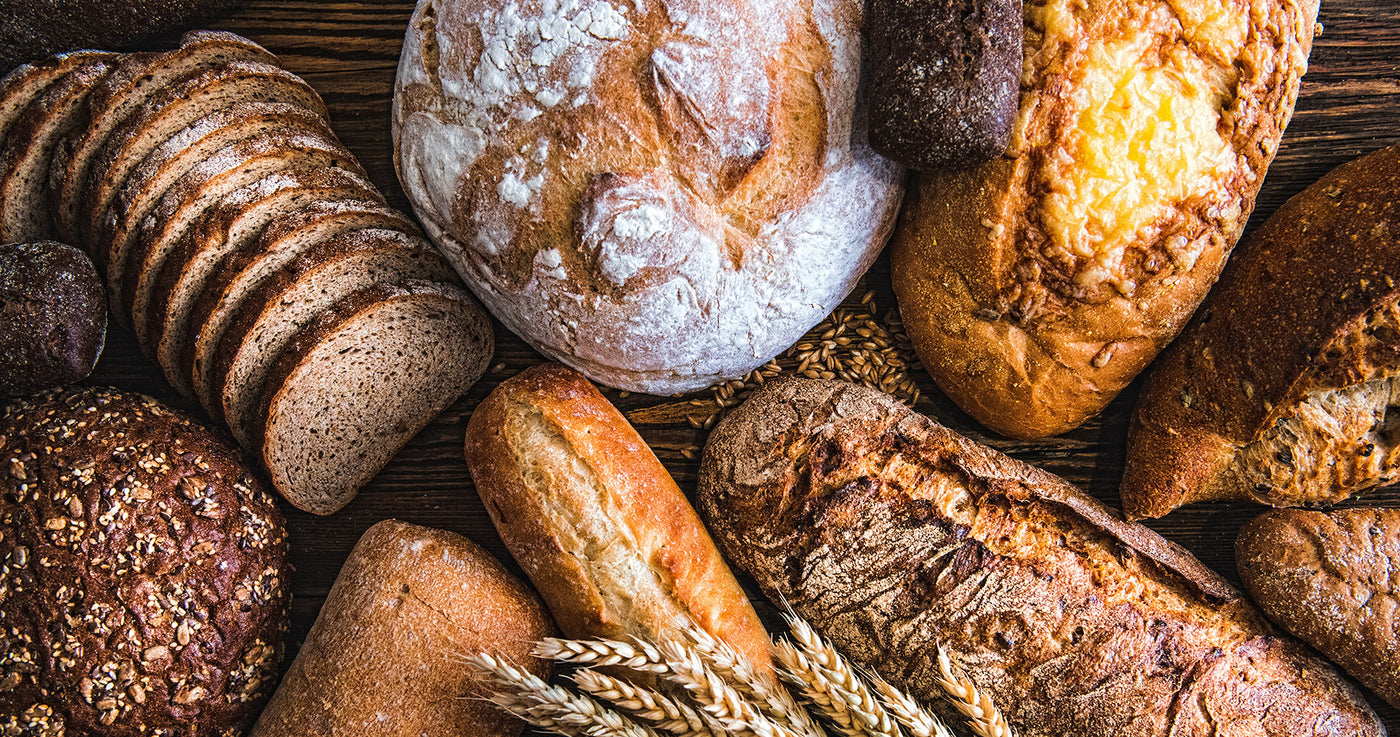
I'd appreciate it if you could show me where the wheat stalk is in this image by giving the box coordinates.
[772,638,866,737]
[934,647,1014,737]
[866,673,955,737]
[655,636,804,737]
[572,668,726,737]
[535,637,670,673]
[465,653,659,737]
[780,615,902,737]
[681,622,824,737]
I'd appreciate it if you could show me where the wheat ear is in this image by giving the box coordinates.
[934,646,1014,737]
[781,616,902,737]
[865,672,956,737]
[572,667,726,737]
[681,622,824,737]
[534,637,670,674]
[464,652,658,737]
[654,637,804,737]
[772,638,866,737]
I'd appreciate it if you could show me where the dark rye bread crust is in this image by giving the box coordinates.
[0,242,106,396]
[252,280,492,514]
[50,32,276,244]
[697,377,1384,737]
[0,0,243,72]
[1123,143,1400,518]
[0,386,288,735]
[0,55,114,242]
[1237,508,1400,710]
[139,167,379,352]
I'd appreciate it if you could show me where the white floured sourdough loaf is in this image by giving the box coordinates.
[890,0,1320,439]
[393,0,903,394]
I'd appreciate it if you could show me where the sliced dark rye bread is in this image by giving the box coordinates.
[137,167,380,352]
[50,31,276,244]
[0,54,114,242]
[82,60,327,259]
[0,51,111,143]
[113,101,334,318]
[250,279,492,514]
[180,199,416,402]
[211,228,457,443]
[104,127,358,333]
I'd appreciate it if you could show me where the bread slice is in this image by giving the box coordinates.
[252,280,493,514]
[179,199,415,401]
[0,54,114,242]
[1122,143,1400,518]
[211,228,456,444]
[888,0,1320,439]
[112,101,334,320]
[51,31,276,244]
[0,50,112,143]
[137,167,380,352]
[83,60,327,258]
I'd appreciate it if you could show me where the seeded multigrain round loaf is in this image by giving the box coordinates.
[0,386,289,735]
[890,0,1320,439]
[392,0,904,394]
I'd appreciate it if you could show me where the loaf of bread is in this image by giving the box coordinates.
[464,363,772,670]
[890,0,1319,439]
[1122,144,1400,518]
[0,0,242,72]
[1236,507,1400,710]
[394,0,903,394]
[1,386,289,735]
[0,241,106,396]
[697,377,1384,737]
[250,519,555,736]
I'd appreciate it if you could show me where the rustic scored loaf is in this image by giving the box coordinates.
[1123,143,1400,518]
[464,363,772,670]
[697,377,1384,737]
[1237,507,1400,710]
[890,0,1319,439]
[394,0,903,394]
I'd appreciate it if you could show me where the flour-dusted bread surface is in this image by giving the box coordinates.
[464,363,772,671]
[1123,144,1400,518]
[890,0,1319,439]
[249,519,554,737]
[393,0,903,394]
[254,280,492,514]
[697,377,1384,737]
[0,386,288,735]
[1237,507,1400,710]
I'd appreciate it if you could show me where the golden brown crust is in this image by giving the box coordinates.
[464,363,772,672]
[1237,508,1400,710]
[1123,143,1400,518]
[249,519,554,736]
[891,0,1319,439]
[698,377,1383,737]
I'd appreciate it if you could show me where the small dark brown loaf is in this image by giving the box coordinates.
[868,0,1021,168]
[0,0,243,72]
[0,241,106,396]
[697,377,1384,737]
[0,386,289,735]
[1236,507,1400,709]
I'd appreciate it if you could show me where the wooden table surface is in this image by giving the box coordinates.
[88,0,1400,729]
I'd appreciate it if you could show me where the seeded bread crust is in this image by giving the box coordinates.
[0,1,244,72]
[1123,144,1400,518]
[697,377,1384,737]
[890,0,1319,439]
[252,280,492,514]
[0,386,289,735]
[1236,507,1400,710]
[50,31,276,244]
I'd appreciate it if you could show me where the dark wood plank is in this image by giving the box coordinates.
[80,0,1400,727]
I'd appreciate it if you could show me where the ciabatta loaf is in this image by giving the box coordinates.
[393,0,903,394]
[890,0,1319,439]
[465,363,772,671]
[1123,144,1400,517]
[697,377,1384,737]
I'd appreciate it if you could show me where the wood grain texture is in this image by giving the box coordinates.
[75,0,1400,728]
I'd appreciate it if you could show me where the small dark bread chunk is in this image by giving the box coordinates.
[0,0,242,71]
[867,0,1022,168]
[0,386,289,735]
[0,241,105,396]
[1237,507,1400,709]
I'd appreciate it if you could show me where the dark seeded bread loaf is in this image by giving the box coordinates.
[0,54,114,242]
[0,241,106,396]
[50,31,275,244]
[1237,507,1400,710]
[1122,143,1400,518]
[0,1,244,72]
[697,377,1384,737]
[253,280,493,514]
